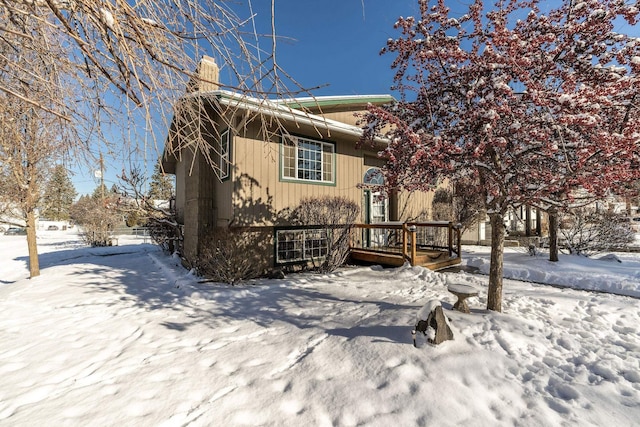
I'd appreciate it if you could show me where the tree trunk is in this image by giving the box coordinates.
[548,207,559,262]
[487,213,505,312]
[26,209,40,278]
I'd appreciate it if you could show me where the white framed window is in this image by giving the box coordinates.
[281,135,335,184]
[219,129,231,181]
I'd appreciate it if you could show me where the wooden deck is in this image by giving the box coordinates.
[350,222,462,270]
[349,247,461,270]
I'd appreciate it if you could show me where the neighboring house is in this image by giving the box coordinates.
[462,192,639,247]
[162,57,442,270]
[462,206,546,246]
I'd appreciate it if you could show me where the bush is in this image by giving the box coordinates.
[432,188,453,221]
[559,209,635,256]
[196,227,269,285]
[452,177,484,235]
[147,218,182,254]
[70,195,121,247]
[289,196,360,273]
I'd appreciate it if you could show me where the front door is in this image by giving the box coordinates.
[364,168,388,247]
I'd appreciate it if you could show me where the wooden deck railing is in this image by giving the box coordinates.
[350,221,462,266]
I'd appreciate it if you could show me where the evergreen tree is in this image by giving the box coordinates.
[41,165,77,221]
[147,163,174,201]
[91,183,109,200]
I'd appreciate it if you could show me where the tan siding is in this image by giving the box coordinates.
[230,123,369,226]
[397,191,434,221]
[364,155,386,168]
[319,111,363,126]
[229,125,445,227]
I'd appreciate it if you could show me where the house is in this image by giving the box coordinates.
[462,206,547,246]
[162,57,446,272]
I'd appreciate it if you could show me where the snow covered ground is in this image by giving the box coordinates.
[1,231,639,426]
[465,244,640,298]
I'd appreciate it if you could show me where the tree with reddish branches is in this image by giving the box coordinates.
[361,0,640,312]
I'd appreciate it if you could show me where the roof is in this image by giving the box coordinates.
[188,90,392,142]
[162,90,392,173]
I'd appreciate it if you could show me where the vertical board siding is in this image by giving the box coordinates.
[231,122,369,226]
[230,122,438,226]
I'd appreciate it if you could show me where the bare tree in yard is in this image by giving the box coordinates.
[558,207,635,256]
[0,100,45,277]
[69,192,121,246]
[116,167,180,253]
[0,32,73,277]
[361,0,640,312]
[1,1,318,171]
[539,189,608,262]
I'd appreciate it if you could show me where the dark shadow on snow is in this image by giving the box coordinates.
[11,243,424,346]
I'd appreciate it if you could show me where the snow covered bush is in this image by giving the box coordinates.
[452,177,484,236]
[431,188,453,247]
[431,188,453,221]
[559,209,635,256]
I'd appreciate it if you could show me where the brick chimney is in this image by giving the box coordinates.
[187,55,219,93]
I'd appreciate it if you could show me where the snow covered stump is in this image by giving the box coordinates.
[447,284,479,314]
[412,300,454,346]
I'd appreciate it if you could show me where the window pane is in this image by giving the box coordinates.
[283,142,295,178]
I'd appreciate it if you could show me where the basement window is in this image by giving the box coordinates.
[276,228,329,264]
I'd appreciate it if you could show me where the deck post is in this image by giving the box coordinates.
[448,222,453,258]
[402,223,408,260]
[409,224,417,266]
[456,226,461,259]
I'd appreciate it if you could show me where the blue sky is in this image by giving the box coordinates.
[243,0,419,96]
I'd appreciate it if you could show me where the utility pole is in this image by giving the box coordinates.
[99,151,105,201]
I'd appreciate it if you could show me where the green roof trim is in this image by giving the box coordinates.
[276,95,396,110]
